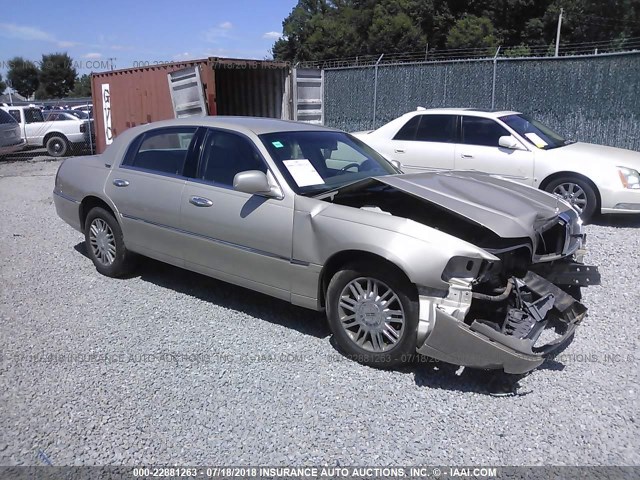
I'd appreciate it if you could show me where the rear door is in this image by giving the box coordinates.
[179,128,294,298]
[455,116,534,185]
[105,126,198,265]
[386,114,457,173]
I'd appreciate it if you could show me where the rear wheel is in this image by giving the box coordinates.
[84,207,135,277]
[544,176,598,222]
[46,135,69,157]
[326,263,419,368]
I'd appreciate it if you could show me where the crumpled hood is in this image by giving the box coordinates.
[548,142,640,169]
[376,171,572,239]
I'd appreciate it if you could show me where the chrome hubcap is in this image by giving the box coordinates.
[89,218,116,265]
[338,277,405,353]
[553,182,587,214]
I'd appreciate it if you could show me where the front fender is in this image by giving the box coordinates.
[293,197,497,290]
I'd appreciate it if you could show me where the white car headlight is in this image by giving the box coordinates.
[618,167,640,189]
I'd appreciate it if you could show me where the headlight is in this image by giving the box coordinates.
[618,167,640,189]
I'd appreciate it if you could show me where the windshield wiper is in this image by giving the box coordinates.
[312,176,387,200]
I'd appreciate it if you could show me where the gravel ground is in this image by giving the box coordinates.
[0,158,638,466]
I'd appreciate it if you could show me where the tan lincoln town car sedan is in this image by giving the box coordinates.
[53,117,600,374]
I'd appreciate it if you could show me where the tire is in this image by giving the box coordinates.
[326,263,419,368]
[84,207,135,277]
[46,135,69,157]
[544,176,598,222]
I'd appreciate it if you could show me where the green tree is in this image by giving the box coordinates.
[446,15,500,50]
[71,74,92,97]
[0,73,6,94]
[7,57,40,98]
[39,53,76,99]
[367,1,426,54]
[271,0,640,61]
[503,44,532,57]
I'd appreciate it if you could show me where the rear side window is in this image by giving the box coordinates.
[0,109,17,125]
[393,115,421,140]
[394,114,457,143]
[123,127,197,175]
[415,115,457,142]
[461,116,509,147]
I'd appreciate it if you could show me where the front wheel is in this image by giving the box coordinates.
[84,207,135,277]
[544,176,598,222]
[326,263,419,368]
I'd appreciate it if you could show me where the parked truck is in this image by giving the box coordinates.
[0,105,93,157]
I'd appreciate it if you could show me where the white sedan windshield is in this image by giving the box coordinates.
[500,114,573,150]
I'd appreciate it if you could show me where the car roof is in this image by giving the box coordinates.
[408,107,522,118]
[134,116,341,136]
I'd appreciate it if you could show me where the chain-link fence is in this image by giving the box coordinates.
[323,51,640,151]
[0,97,95,160]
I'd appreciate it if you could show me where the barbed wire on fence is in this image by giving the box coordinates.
[297,37,640,69]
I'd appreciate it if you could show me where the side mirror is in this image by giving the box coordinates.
[233,170,282,198]
[390,159,403,171]
[498,135,522,150]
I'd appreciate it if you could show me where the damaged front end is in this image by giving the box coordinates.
[416,228,600,374]
[324,172,601,373]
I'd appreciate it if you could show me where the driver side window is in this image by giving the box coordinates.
[198,129,267,187]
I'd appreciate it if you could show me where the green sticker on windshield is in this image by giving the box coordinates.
[272,141,284,148]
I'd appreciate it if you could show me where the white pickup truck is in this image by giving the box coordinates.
[0,106,93,157]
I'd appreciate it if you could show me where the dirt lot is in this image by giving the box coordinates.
[0,157,638,466]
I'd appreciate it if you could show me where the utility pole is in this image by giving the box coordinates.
[6,80,13,105]
[555,8,563,57]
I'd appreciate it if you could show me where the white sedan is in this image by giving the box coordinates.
[352,108,640,221]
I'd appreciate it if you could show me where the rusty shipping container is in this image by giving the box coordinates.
[91,57,312,153]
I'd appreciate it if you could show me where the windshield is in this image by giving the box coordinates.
[500,114,573,150]
[260,130,398,195]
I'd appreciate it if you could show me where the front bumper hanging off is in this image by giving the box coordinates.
[415,267,600,374]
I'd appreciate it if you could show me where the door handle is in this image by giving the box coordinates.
[394,149,405,153]
[189,196,213,207]
[460,153,474,159]
[112,179,129,187]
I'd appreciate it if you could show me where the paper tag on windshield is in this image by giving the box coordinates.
[524,132,548,148]
[283,159,325,187]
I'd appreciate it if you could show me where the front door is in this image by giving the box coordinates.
[23,108,48,146]
[455,115,535,185]
[179,128,294,298]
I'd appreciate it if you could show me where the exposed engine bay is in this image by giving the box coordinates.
[322,178,601,373]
